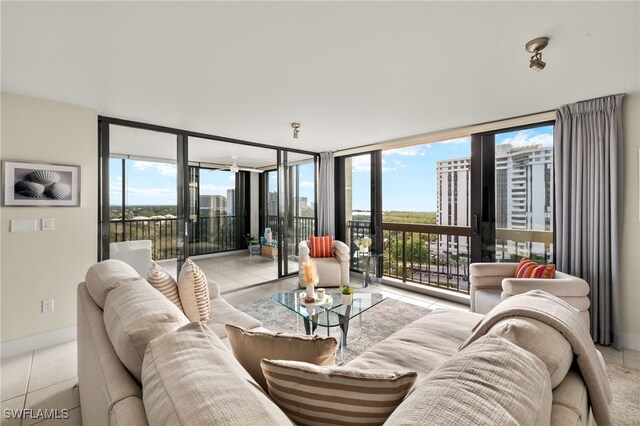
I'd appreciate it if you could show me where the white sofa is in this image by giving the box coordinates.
[298,239,350,287]
[77,259,602,425]
[469,262,591,327]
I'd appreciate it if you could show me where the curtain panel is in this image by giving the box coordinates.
[318,152,335,236]
[554,94,624,347]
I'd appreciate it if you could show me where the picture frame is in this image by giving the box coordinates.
[3,161,80,207]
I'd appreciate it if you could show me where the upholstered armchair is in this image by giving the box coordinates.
[469,262,591,327]
[298,240,350,288]
[109,240,153,278]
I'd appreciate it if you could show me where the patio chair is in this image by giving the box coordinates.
[298,239,350,288]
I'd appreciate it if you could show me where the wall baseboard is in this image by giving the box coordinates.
[621,331,640,352]
[1,325,77,358]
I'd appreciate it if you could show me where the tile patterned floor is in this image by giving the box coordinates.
[2,272,638,425]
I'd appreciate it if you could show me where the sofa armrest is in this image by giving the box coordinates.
[298,241,310,264]
[502,276,590,298]
[332,240,350,256]
[207,279,221,299]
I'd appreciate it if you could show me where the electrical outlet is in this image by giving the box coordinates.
[41,298,54,313]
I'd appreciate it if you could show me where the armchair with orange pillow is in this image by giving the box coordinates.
[469,258,591,327]
[298,236,350,288]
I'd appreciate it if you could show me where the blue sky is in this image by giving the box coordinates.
[110,125,552,211]
[351,125,553,212]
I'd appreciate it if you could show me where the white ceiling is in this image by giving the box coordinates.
[2,1,639,154]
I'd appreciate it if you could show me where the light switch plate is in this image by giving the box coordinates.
[42,218,54,231]
[10,219,37,232]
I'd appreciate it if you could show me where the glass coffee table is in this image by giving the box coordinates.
[271,290,385,363]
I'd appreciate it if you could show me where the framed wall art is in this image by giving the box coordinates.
[3,161,80,207]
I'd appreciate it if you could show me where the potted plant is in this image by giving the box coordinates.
[354,236,372,253]
[246,234,260,255]
[340,285,354,304]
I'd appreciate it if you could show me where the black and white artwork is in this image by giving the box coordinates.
[3,161,80,206]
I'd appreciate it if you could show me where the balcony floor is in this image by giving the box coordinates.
[157,251,299,294]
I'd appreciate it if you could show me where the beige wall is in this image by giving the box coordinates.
[621,92,640,350]
[0,92,97,343]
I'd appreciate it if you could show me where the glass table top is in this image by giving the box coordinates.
[271,290,386,327]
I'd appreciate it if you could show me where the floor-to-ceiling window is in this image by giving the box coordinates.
[99,117,318,290]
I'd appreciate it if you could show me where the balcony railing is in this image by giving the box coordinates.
[110,217,178,260]
[382,222,471,293]
[266,215,315,256]
[110,215,240,260]
[345,221,554,295]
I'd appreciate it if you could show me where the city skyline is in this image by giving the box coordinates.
[109,126,552,212]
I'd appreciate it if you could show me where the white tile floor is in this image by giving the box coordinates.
[2,275,638,426]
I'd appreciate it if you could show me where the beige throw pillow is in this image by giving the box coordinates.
[178,258,210,321]
[261,359,417,426]
[225,325,338,390]
[147,262,183,311]
[142,322,293,425]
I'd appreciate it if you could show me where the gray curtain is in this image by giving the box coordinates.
[554,94,624,347]
[317,151,335,235]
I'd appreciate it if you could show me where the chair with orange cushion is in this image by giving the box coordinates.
[298,236,350,288]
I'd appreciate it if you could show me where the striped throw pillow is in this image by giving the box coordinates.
[147,262,183,311]
[178,259,210,322]
[309,235,334,258]
[515,258,556,279]
[261,359,417,426]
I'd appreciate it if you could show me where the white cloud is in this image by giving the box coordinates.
[439,137,470,145]
[498,130,553,148]
[125,186,176,197]
[381,159,396,172]
[132,161,177,177]
[383,146,425,157]
[299,180,314,188]
[200,184,234,193]
[350,156,371,173]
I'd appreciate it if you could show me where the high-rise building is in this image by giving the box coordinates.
[436,157,471,254]
[226,188,236,216]
[199,195,226,216]
[268,191,278,216]
[435,143,553,259]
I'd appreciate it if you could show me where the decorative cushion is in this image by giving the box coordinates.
[85,259,145,309]
[142,322,293,426]
[103,283,189,382]
[225,324,338,390]
[309,235,334,258]
[261,359,417,425]
[178,258,210,322]
[147,261,183,311]
[486,317,573,388]
[515,258,555,279]
[385,334,552,426]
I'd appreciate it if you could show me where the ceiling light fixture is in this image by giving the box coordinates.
[291,122,301,139]
[525,37,549,71]
[230,156,239,173]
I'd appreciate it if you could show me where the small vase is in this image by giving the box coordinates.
[359,246,369,253]
[305,284,315,300]
[341,294,353,305]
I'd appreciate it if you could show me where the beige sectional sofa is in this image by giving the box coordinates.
[78,259,602,425]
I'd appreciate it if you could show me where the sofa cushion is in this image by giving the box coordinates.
[261,359,417,426]
[178,258,210,322]
[515,258,555,279]
[550,369,589,425]
[226,324,337,390]
[104,283,189,382]
[142,322,293,426]
[309,235,333,258]
[347,310,483,379]
[206,298,262,339]
[487,317,573,388]
[385,334,552,426]
[85,259,145,309]
[475,288,503,315]
[147,261,183,311]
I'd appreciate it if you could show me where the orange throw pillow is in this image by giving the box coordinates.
[309,236,334,258]
[514,258,555,279]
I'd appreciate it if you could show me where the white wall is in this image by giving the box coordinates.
[620,92,640,350]
[0,92,97,354]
